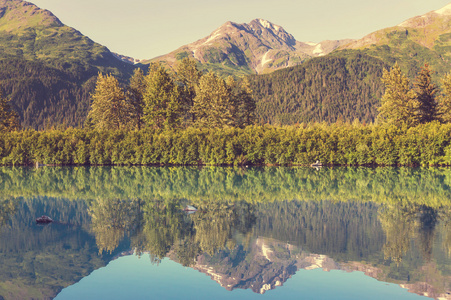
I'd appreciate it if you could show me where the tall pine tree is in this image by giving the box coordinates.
[439,73,451,123]
[192,72,234,128]
[87,73,133,130]
[378,63,418,127]
[0,88,20,132]
[414,64,438,124]
[176,58,202,123]
[143,65,182,129]
[226,76,256,128]
[126,68,147,129]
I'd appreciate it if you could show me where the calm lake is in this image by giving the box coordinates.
[0,166,450,300]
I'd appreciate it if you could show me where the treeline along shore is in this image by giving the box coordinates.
[1,122,451,167]
[2,60,451,167]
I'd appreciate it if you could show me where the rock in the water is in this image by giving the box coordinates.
[183,205,197,212]
[36,215,53,224]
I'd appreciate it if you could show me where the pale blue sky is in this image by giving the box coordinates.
[29,0,451,60]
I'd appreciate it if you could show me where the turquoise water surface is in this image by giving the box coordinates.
[56,256,426,300]
[0,166,450,299]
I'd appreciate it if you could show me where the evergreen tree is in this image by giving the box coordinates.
[192,72,233,128]
[414,64,438,123]
[143,65,182,129]
[126,68,147,129]
[176,58,202,123]
[0,89,20,132]
[226,76,256,128]
[87,73,133,130]
[439,73,451,123]
[378,63,418,127]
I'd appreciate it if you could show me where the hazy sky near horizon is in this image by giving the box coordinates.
[29,0,451,59]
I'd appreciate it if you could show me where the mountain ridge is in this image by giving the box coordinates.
[341,2,451,56]
[146,18,353,75]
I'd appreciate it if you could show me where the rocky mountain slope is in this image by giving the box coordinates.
[147,19,352,76]
[249,2,451,125]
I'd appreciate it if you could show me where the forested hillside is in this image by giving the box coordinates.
[342,4,451,80]
[0,0,136,129]
[250,52,388,124]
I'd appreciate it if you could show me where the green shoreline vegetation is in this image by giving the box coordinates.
[1,60,451,167]
[1,122,451,167]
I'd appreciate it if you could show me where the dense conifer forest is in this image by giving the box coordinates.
[249,52,389,124]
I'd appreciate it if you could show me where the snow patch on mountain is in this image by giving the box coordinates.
[202,30,221,46]
[398,20,409,27]
[260,51,272,67]
[258,18,272,29]
[261,242,273,261]
[313,44,324,56]
[192,49,198,59]
[305,255,326,270]
[434,3,451,15]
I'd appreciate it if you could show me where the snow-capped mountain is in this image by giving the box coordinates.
[146,19,352,75]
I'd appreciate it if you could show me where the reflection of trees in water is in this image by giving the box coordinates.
[379,201,445,264]
[191,202,255,256]
[0,197,16,228]
[89,198,143,254]
[417,205,439,262]
[379,202,415,264]
[88,198,256,265]
[3,166,451,209]
[133,200,187,261]
[439,207,451,257]
[254,200,384,260]
[88,196,449,267]
[0,198,109,300]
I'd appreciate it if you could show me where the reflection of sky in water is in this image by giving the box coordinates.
[1,167,449,300]
[55,256,426,300]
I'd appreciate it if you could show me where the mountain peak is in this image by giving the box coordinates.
[397,2,451,28]
[0,0,62,32]
[148,18,350,75]
[251,18,282,31]
[434,3,451,15]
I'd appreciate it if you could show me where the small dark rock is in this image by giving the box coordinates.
[36,215,53,224]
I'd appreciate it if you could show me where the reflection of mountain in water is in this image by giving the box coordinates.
[0,166,450,299]
[184,201,451,298]
[193,239,298,294]
[191,237,451,298]
[86,196,451,298]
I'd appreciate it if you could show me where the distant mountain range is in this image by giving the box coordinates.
[145,18,352,76]
[248,3,451,124]
[3,0,451,127]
